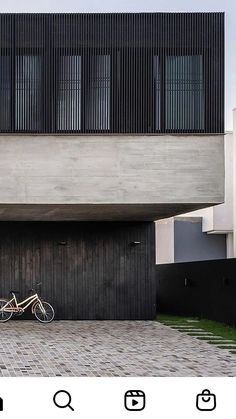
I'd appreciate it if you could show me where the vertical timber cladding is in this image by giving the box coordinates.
[0,12,224,134]
[0,222,156,320]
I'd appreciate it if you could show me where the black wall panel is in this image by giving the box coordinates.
[156,259,236,325]
[0,12,224,134]
[0,222,156,320]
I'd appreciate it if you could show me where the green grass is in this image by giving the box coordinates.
[156,313,236,342]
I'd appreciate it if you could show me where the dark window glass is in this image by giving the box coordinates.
[15,55,42,131]
[57,55,81,131]
[165,55,204,131]
[0,56,11,131]
[153,56,161,131]
[85,55,110,131]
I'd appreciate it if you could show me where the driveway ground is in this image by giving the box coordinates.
[0,321,236,377]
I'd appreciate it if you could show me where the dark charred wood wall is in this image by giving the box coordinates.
[0,222,156,319]
[156,259,236,325]
[0,12,224,134]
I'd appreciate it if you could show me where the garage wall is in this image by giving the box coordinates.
[0,222,156,320]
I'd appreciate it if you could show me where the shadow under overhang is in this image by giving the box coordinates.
[0,203,220,221]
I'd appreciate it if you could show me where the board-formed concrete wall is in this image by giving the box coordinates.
[0,134,224,220]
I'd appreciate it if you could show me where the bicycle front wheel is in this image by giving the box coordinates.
[0,299,13,323]
[34,301,55,323]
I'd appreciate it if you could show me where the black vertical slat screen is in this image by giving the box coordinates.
[0,12,224,134]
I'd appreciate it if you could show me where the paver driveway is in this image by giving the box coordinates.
[0,321,236,376]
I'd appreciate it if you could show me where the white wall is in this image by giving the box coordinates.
[233,109,236,256]
[155,218,174,264]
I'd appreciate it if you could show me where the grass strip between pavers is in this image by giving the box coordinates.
[157,314,236,343]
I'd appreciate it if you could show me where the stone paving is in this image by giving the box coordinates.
[0,321,236,377]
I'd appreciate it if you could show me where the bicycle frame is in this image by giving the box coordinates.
[0,293,45,314]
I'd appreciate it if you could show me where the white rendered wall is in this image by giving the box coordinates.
[233,109,236,256]
[155,218,174,264]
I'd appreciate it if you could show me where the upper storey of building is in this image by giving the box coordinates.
[0,12,224,135]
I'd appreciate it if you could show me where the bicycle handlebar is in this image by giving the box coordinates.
[28,282,42,293]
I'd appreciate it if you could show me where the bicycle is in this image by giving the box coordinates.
[0,283,55,323]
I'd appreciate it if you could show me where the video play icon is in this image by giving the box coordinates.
[124,390,146,411]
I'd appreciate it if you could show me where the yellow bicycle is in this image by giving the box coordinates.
[0,283,55,323]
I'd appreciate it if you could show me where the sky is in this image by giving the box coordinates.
[0,0,235,131]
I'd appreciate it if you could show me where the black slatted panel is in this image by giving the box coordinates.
[0,12,224,134]
[0,222,156,320]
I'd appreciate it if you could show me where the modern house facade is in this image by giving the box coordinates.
[0,12,225,319]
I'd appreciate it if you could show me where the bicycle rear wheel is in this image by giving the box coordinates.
[34,301,55,323]
[0,299,13,322]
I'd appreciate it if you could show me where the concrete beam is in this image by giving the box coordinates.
[0,134,224,220]
[0,203,216,221]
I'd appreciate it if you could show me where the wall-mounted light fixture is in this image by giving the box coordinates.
[184,277,190,287]
[130,241,141,245]
[57,241,67,245]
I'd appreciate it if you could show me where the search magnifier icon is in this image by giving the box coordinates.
[53,390,74,411]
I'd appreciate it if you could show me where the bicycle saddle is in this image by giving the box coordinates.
[10,290,20,294]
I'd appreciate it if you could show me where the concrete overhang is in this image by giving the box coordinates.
[0,203,218,221]
[0,134,224,221]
